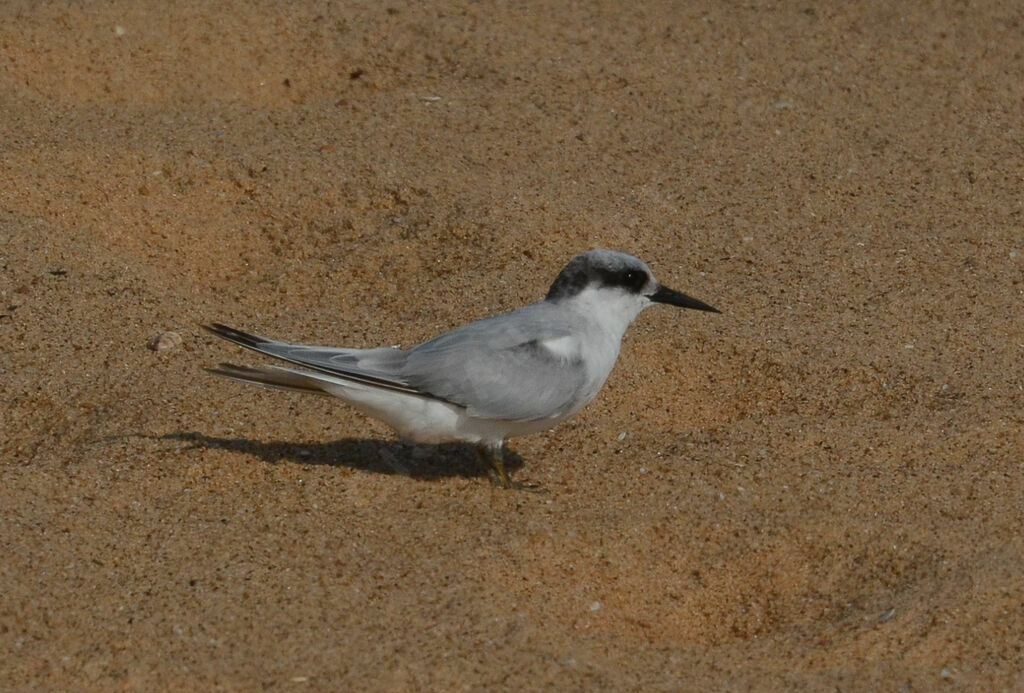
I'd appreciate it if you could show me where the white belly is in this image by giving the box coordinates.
[323,380,565,445]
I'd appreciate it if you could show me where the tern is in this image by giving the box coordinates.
[204,249,719,487]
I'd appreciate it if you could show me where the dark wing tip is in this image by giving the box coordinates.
[201,322,271,349]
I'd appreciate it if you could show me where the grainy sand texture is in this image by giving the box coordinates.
[2,1,1022,690]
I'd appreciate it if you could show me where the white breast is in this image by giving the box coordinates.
[560,284,652,413]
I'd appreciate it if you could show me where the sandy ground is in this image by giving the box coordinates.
[2,1,1022,690]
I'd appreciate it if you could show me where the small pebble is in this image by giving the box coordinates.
[148,331,183,352]
[589,601,602,612]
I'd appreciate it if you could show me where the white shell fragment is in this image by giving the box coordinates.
[148,330,183,352]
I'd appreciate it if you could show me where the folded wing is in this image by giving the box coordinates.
[402,306,588,422]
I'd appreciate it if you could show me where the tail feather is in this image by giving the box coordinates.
[205,363,333,396]
[202,322,456,405]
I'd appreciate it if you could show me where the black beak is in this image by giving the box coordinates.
[649,286,720,313]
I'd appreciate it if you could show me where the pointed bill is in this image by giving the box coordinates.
[649,286,720,313]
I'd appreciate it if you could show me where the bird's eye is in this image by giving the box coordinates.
[622,269,646,290]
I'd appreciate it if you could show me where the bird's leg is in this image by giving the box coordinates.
[478,443,510,488]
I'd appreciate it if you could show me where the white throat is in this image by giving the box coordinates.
[562,285,651,341]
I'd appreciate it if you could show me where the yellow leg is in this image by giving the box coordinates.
[478,444,510,488]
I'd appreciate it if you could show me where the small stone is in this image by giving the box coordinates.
[589,601,602,612]
[148,331,183,352]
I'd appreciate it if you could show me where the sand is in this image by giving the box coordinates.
[2,1,1022,690]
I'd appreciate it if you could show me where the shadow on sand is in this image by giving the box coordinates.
[159,432,524,482]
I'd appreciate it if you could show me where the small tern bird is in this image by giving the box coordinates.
[204,249,718,487]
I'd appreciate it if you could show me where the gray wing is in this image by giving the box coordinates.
[402,304,588,421]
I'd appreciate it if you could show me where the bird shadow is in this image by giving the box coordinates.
[158,431,524,482]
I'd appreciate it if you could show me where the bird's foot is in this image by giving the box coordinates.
[486,464,512,489]
[479,445,513,488]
